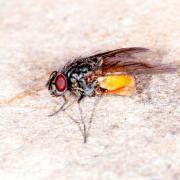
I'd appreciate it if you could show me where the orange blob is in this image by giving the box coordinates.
[98,74,136,96]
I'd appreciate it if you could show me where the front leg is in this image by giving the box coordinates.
[78,94,85,103]
[48,95,67,117]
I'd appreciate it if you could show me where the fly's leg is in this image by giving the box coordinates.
[78,103,87,143]
[63,111,83,138]
[87,96,101,136]
[48,95,78,117]
[48,95,67,117]
[77,96,100,143]
[78,94,84,103]
[61,99,76,111]
[77,94,87,143]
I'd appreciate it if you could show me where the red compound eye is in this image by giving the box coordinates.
[55,74,67,92]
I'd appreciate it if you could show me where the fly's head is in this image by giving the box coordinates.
[46,71,67,97]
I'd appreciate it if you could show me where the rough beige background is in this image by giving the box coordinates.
[0,0,180,180]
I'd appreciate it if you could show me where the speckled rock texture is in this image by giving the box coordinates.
[0,0,179,180]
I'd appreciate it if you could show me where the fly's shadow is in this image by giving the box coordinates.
[135,73,152,94]
[132,48,172,98]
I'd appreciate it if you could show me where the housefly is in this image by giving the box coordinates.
[46,47,176,143]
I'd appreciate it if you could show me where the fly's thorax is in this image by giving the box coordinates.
[60,57,102,97]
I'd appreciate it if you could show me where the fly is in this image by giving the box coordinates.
[46,47,176,143]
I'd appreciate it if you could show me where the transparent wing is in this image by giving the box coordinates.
[91,47,176,74]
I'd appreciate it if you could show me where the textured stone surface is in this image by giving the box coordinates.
[0,0,179,179]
